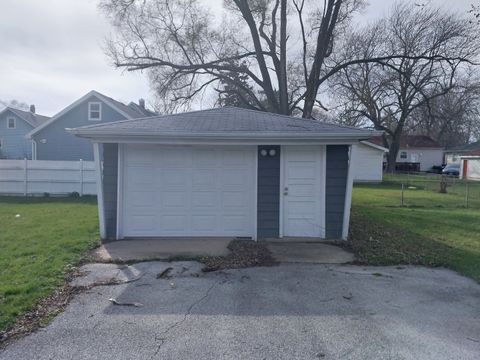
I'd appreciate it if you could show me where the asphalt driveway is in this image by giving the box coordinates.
[1,262,479,360]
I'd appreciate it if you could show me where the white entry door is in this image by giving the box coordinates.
[121,144,256,238]
[282,146,325,237]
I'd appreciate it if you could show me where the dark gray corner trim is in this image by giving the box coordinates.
[325,145,349,239]
[257,145,281,238]
[102,143,118,240]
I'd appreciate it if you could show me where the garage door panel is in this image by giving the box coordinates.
[222,191,247,208]
[192,215,217,231]
[162,168,188,186]
[222,170,248,186]
[222,215,248,231]
[160,148,191,167]
[162,191,187,207]
[127,167,155,185]
[126,147,155,164]
[128,215,156,232]
[123,145,255,237]
[192,191,217,207]
[192,169,217,186]
[130,191,156,207]
[222,150,248,166]
[161,215,188,231]
[193,149,218,166]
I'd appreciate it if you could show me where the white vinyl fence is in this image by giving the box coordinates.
[0,159,97,196]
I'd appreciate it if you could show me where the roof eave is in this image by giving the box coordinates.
[66,128,382,143]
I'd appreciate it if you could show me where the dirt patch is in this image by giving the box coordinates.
[200,240,277,272]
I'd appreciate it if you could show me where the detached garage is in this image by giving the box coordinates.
[352,141,388,183]
[68,107,379,241]
[460,156,480,181]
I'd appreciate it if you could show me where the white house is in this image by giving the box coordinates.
[370,135,444,172]
[352,141,388,182]
[68,107,380,242]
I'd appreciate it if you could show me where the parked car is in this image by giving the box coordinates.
[428,165,445,174]
[442,163,460,176]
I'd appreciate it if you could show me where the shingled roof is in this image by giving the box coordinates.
[369,135,442,148]
[2,107,50,127]
[445,141,480,154]
[68,107,379,140]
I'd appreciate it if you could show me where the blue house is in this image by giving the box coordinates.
[0,106,50,159]
[26,90,156,161]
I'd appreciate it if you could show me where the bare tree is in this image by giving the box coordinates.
[411,75,480,147]
[100,0,478,119]
[331,3,479,171]
[0,99,29,111]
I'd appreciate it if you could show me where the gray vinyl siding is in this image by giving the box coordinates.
[103,143,118,240]
[0,110,34,159]
[257,145,280,238]
[325,145,349,239]
[33,95,128,161]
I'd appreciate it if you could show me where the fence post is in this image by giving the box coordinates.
[79,159,84,196]
[23,158,28,196]
[465,181,469,208]
[401,183,404,206]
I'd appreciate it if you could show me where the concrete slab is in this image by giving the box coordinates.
[2,263,479,360]
[71,262,204,287]
[90,238,232,262]
[265,241,355,263]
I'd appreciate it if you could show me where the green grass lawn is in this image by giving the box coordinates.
[351,181,480,282]
[0,196,99,332]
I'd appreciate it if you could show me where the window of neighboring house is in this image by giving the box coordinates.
[0,138,3,149]
[400,151,408,159]
[88,102,102,121]
[7,117,16,129]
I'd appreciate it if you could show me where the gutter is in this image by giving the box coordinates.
[66,128,383,141]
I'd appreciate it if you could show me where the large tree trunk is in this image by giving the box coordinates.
[386,131,402,172]
[302,0,342,118]
[278,0,288,115]
[386,143,400,172]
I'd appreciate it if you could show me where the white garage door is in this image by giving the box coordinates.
[121,145,256,237]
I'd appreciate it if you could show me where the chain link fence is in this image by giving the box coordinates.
[383,173,480,209]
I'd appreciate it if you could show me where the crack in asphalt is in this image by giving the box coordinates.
[150,279,223,358]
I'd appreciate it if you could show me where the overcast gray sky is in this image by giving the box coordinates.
[0,0,473,116]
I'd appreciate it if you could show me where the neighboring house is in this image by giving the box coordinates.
[459,156,480,181]
[0,105,49,159]
[68,107,380,241]
[370,135,444,172]
[444,141,480,164]
[352,141,388,182]
[26,90,155,161]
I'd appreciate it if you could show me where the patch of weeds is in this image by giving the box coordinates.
[200,240,277,272]
[347,210,452,267]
